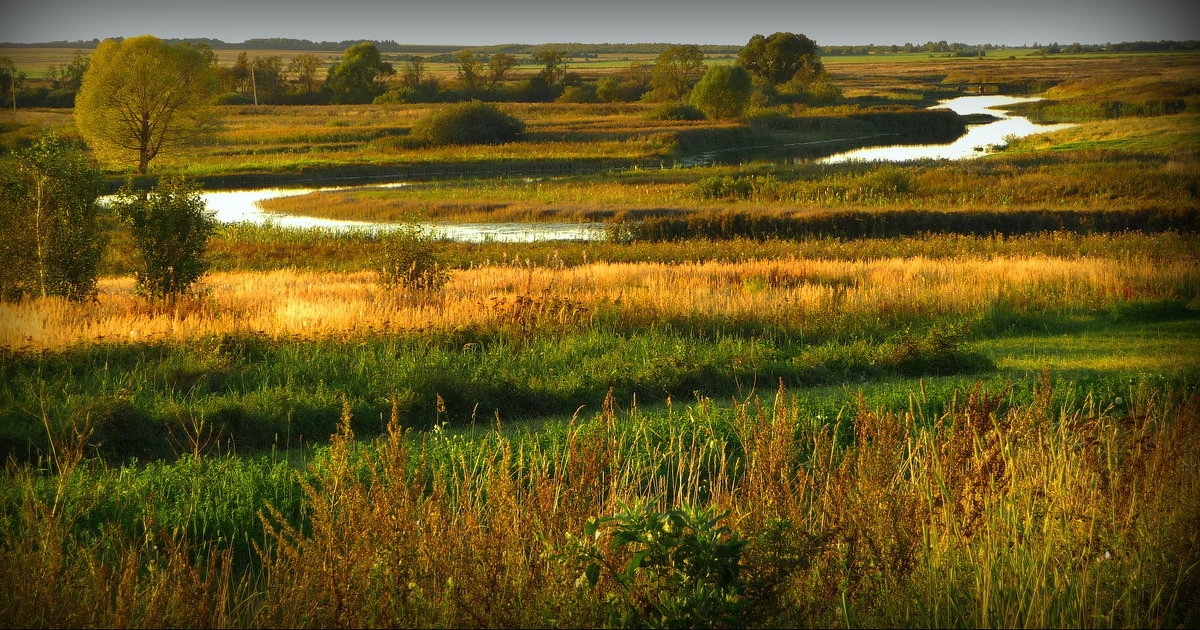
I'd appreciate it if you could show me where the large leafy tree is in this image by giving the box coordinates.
[738,32,823,86]
[75,35,218,174]
[325,42,394,104]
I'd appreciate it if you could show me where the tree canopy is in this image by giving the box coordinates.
[75,35,218,174]
[325,42,394,104]
[738,32,823,86]
[651,44,706,101]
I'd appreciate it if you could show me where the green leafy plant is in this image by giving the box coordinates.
[113,177,215,300]
[1,132,105,301]
[563,501,747,629]
[373,223,449,293]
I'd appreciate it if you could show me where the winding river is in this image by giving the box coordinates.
[202,95,1072,242]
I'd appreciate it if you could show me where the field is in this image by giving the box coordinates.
[1,47,1199,627]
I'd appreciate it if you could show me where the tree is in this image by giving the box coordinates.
[75,35,218,174]
[325,42,394,104]
[0,133,105,301]
[112,177,215,300]
[0,56,24,112]
[46,50,88,90]
[738,32,823,87]
[401,55,426,90]
[651,44,706,100]
[485,52,518,92]
[533,48,567,86]
[455,51,484,93]
[288,53,322,94]
[252,55,285,103]
[690,65,753,119]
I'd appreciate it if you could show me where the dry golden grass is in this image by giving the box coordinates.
[4,256,1194,351]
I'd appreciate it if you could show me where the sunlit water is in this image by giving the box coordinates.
[819,95,1074,163]
[191,95,1071,241]
[200,184,604,242]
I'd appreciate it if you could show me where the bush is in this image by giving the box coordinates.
[563,501,746,629]
[409,101,524,146]
[556,85,595,103]
[374,224,449,293]
[215,91,255,106]
[113,177,215,300]
[645,102,706,121]
[690,65,753,119]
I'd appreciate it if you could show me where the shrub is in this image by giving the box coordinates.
[563,501,746,629]
[215,92,254,106]
[645,102,706,121]
[374,223,449,293]
[556,85,596,103]
[409,101,524,146]
[690,65,753,119]
[113,177,216,300]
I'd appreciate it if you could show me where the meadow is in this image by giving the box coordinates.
[1,47,1198,627]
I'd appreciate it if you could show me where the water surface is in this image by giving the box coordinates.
[819,95,1073,163]
[199,95,1071,241]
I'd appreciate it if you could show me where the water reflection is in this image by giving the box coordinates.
[202,186,602,242]
[819,96,1074,163]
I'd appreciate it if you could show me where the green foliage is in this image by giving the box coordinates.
[690,65,754,119]
[373,224,450,293]
[651,44,706,101]
[693,174,781,200]
[0,132,105,301]
[325,42,394,104]
[113,177,216,300]
[75,35,218,174]
[645,102,706,121]
[565,501,746,629]
[739,32,824,86]
[532,47,567,86]
[409,101,524,146]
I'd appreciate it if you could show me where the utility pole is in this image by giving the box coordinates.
[251,66,258,106]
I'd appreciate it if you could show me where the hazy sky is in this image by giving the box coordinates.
[3,0,1198,46]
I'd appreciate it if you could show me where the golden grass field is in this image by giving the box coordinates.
[5,255,1195,351]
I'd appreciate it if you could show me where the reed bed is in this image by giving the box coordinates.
[5,257,1196,352]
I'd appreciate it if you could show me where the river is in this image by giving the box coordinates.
[200,95,1072,241]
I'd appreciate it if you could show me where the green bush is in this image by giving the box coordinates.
[645,102,706,121]
[690,65,753,119]
[215,91,255,106]
[113,177,216,300]
[563,501,746,629]
[374,224,450,293]
[409,101,524,146]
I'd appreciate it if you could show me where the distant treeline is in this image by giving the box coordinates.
[1035,40,1200,54]
[7,38,1198,56]
[0,38,740,55]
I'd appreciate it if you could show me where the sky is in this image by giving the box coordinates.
[2,0,1198,46]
